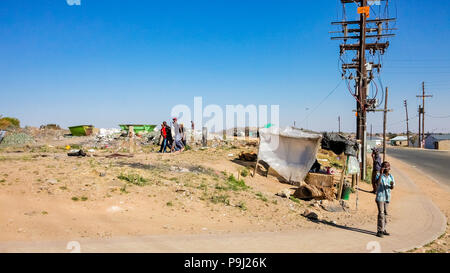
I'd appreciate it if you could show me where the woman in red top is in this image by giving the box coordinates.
[159,122,168,153]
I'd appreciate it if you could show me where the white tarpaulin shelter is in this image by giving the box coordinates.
[256,127,322,183]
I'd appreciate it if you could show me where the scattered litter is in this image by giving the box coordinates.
[47,179,58,185]
[67,149,87,157]
[276,189,291,199]
[88,149,96,153]
[170,166,190,173]
[227,153,234,157]
[106,206,122,213]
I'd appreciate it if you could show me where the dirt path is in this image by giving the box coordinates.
[1,156,446,253]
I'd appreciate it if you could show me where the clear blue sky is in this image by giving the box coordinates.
[1,0,449,133]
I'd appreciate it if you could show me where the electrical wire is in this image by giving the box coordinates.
[299,80,344,125]
[425,114,450,119]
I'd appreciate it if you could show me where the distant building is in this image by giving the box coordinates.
[390,136,409,146]
[425,134,450,150]
[367,136,383,151]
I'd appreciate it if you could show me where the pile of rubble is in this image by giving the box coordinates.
[0,131,35,147]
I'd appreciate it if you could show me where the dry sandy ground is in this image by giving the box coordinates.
[0,142,368,241]
[0,140,447,252]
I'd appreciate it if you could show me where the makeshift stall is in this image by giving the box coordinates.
[253,127,322,185]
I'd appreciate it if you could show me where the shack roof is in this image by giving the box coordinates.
[390,136,408,141]
[427,134,450,141]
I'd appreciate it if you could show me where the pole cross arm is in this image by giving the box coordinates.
[331,18,396,25]
[331,34,395,40]
[340,42,389,52]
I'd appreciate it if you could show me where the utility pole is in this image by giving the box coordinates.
[416,82,433,148]
[418,107,422,147]
[383,87,388,162]
[331,0,395,179]
[338,116,341,133]
[404,100,410,147]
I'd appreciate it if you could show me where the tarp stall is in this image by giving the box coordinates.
[257,127,322,183]
[321,132,358,156]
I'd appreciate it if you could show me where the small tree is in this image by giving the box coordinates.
[0,117,20,130]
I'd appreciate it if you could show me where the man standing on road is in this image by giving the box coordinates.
[371,148,382,193]
[375,161,395,238]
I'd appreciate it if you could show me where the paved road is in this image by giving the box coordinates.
[387,147,450,187]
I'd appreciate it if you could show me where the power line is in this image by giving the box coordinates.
[425,113,450,119]
[299,80,343,125]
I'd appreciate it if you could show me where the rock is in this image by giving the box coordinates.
[170,166,189,173]
[276,189,291,198]
[47,179,58,185]
[302,209,320,221]
[106,206,121,213]
[24,211,37,216]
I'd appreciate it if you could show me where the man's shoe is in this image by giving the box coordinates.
[383,231,390,236]
[376,232,384,238]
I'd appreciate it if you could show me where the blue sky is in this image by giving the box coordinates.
[1,0,449,133]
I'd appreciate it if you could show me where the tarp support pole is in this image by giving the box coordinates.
[337,155,349,200]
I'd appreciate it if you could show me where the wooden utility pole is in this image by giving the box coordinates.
[331,0,394,180]
[418,107,422,147]
[404,100,410,147]
[416,82,433,148]
[338,116,341,133]
[383,87,388,162]
[417,82,433,148]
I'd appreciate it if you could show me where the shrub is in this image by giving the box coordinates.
[118,173,149,186]
[227,175,249,191]
[0,117,20,129]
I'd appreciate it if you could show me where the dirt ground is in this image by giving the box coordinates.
[0,133,447,253]
[0,134,374,242]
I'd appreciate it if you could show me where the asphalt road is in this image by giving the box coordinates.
[387,147,450,187]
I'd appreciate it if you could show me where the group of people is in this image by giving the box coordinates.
[158,117,187,153]
[371,148,395,238]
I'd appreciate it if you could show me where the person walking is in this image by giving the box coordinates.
[165,121,173,152]
[371,148,382,193]
[180,123,186,147]
[171,117,180,152]
[375,161,395,238]
[159,122,168,153]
